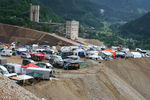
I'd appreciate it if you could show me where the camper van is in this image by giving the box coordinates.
[0,65,17,77]
[1,50,12,56]
[3,63,22,74]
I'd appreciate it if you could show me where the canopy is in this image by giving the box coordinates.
[21,63,40,69]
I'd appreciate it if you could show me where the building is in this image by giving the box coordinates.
[30,3,40,22]
[66,20,79,40]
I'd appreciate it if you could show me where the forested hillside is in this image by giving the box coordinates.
[91,0,150,19]
[120,12,150,49]
[0,0,63,26]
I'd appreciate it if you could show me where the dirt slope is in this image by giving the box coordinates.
[103,58,150,100]
[0,23,79,46]
[77,38,104,46]
[24,58,150,100]
[0,74,40,100]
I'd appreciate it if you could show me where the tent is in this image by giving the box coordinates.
[31,53,45,61]
[131,52,142,58]
[104,49,116,57]
[21,63,40,74]
[22,63,40,69]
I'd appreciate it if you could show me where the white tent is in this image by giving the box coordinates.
[131,52,142,58]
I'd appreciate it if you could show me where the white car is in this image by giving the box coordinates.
[88,54,103,60]
[21,53,31,59]
[36,62,53,69]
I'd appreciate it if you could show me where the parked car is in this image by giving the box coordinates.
[22,59,35,65]
[49,55,64,68]
[21,53,31,59]
[116,52,125,58]
[36,62,53,69]
[64,60,87,70]
[64,61,80,70]
[88,54,103,60]
[66,55,80,60]
[59,51,73,59]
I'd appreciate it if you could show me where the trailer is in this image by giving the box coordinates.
[26,67,52,80]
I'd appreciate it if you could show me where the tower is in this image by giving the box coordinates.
[66,20,79,40]
[30,3,40,22]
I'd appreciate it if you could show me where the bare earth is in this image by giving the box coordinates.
[23,58,150,100]
[77,38,104,46]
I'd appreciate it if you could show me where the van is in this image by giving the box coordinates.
[1,50,12,56]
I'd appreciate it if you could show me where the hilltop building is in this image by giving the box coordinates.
[30,3,40,22]
[66,20,79,40]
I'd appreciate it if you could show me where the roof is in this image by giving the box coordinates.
[104,49,116,56]
[21,63,40,69]
[64,59,84,63]
[27,67,52,72]
[6,63,21,67]
[32,53,44,56]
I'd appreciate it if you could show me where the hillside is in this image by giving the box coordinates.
[0,74,40,100]
[0,23,79,46]
[1,0,150,28]
[91,0,150,15]
[24,58,150,100]
[120,12,150,49]
[0,0,63,27]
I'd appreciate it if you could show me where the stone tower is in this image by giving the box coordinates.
[66,20,79,40]
[30,3,40,22]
